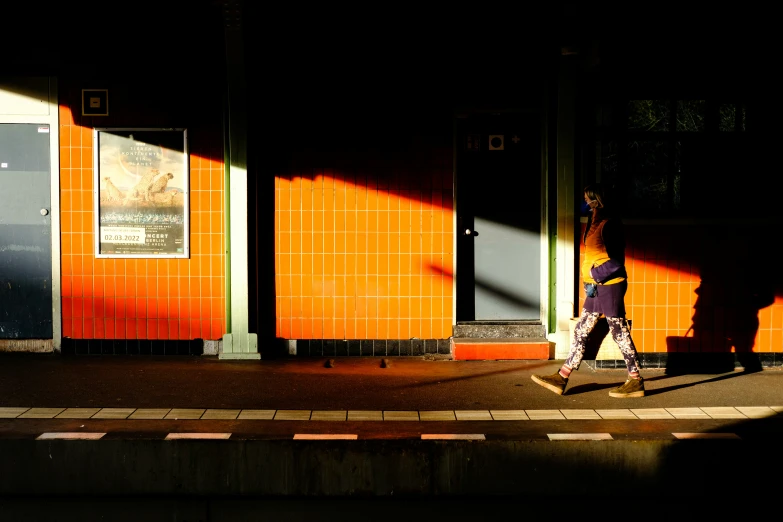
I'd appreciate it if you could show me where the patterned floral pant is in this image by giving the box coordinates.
[564,309,641,374]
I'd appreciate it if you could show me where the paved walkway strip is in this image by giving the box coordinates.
[631,408,674,419]
[129,408,171,420]
[666,408,710,419]
[561,409,602,420]
[91,408,135,419]
[383,411,420,421]
[19,408,65,419]
[237,410,275,420]
[526,410,565,420]
[455,410,493,421]
[735,406,777,418]
[1,407,781,421]
[347,410,383,421]
[595,409,637,419]
[311,410,347,421]
[699,407,746,419]
[201,409,240,420]
[23,431,762,441]
[55,408,101,419]
[274,410,311,421]
[165,409,205,420]
[0,407,31,418]
[420,411,456,421]
[490,410,528,420]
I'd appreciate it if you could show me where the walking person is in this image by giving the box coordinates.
[532,183,644,397]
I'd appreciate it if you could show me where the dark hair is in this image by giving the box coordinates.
[583,183,605,208]
[583,183,614,209]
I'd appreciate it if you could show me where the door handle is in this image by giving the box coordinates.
[40,208,49,216]
[464,228,479,237]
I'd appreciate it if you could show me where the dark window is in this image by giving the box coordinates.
[628,100,670,132]
[588,97,749,218]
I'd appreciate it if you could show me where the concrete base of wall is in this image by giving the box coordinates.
[0,438,778,497]
[0,339,53,353]
[202,339,222,355]
[587,352,782,372]
[277,339,452,358]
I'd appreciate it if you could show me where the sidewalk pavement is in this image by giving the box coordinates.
[1,352,782,499]
[2,352,782,411]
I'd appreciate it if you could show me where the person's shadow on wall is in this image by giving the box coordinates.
[664,226,777,375]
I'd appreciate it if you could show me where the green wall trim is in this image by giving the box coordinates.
[223,105,232,331]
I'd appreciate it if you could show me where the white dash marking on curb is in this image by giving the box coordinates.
[36,432,106,440]
[547,433,613,441]
[293,434,358,440]
[672,432,741,440]
[164,433,232,440]
[421,434,485,440]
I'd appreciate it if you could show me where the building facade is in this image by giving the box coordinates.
[1,2,780,369]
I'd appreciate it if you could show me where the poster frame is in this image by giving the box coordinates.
[92,127,189,259]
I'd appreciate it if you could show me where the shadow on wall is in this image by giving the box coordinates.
[629,224,781,374]
[264,108,455,205]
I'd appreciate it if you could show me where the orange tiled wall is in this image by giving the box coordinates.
[59,105,226,341]
[579,221,783,353]
[275,149,454,340]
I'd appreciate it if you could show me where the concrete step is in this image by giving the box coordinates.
[453,322,546,339]
[451,337,551,360]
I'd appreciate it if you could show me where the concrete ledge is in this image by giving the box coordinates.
[1,438,778,497]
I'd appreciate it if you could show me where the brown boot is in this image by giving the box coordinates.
[531,371,568,395]
[608,376,645,398]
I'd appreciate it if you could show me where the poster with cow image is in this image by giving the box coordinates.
[93,128,189,258]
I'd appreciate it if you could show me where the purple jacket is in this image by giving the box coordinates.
[590,259,626,284]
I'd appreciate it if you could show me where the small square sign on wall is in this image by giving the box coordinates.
[82,89,108,116]
[466,134,480,151]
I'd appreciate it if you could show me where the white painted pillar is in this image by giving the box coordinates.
[553,50,578,359]
[220,0,258,360]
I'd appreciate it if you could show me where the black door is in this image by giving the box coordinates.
[455,112,542,321]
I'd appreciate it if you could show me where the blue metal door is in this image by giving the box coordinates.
[0,123,52,338]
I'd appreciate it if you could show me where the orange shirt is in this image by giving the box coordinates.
[581,218,626,285]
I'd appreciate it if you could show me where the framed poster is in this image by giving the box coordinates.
[93,128,189,258]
